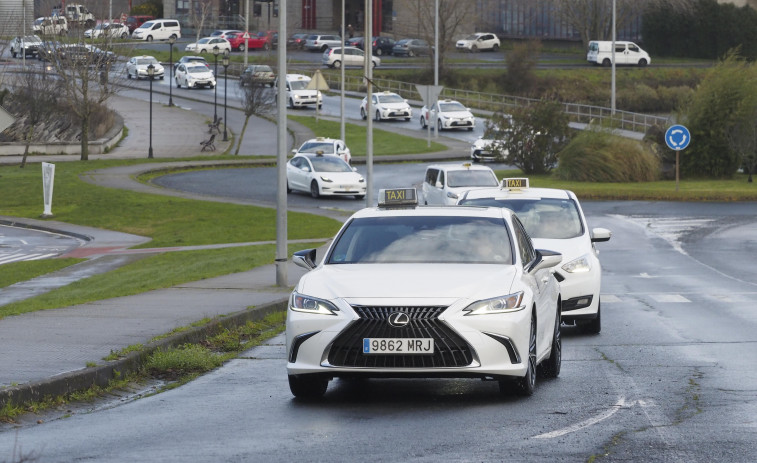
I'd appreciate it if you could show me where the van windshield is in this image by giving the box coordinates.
[138,22,154,29]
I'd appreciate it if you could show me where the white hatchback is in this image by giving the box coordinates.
[286,153,365,199]
[455,32,501,52]
[322,46,380,69]
[360,91,412,121]
[458,178,612,334]
[184,37,231,54]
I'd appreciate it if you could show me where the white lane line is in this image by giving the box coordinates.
[532,396,627,439]
[25,253,58,261]
[0,253,28,264]
[650,294,691,303]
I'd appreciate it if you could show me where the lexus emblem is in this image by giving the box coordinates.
[388,312,410,328]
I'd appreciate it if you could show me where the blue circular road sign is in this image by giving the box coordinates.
[665,124,691,151]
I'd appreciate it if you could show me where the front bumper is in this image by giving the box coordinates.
[441,118,474,129]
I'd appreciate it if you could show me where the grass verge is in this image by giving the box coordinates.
[0,258,85,289]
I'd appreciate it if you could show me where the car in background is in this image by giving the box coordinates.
[392,38,432,57]
[287,32,309,49]
[10,35,42,58]
[278,73,322,109]
[174,62,216,89]
[420,99,475,131]
[293,137,351,164]
[369,36,395,55]
[125,15,154,33]
[286,153,365,199]
[227,30,277,52]
[470,135,508,163]
[455,32,500,52]
[84,22,129,39]
[173,55,209,73]
[458,178,612,334]
[184,37,231,54]
[32,17,68,36]
[239,64,275,87]
[285,187,562,398]
[56,43,116,68]
[126,55,165,80]
[209,29,241,39]
[322,46,380,69]
[421,162,499,205]
[304,34,341,52]
[345,36,363,48]
[360,91,412,121]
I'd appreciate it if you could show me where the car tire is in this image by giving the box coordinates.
[492,44,500,52]
[408,50,415,57]
[146,35,153,42]
[582,302,602,335]
[310,181,320,198]
[333,60,341,69]
[127,71,132,79]
[354,194,365,200]
[321,45,328,52]
[175,78,181,88]
[375,48,382,56]
[264,43,270,51]
[471,44,478,52]
[638,59,648,67]
[11,50,17,58]
[288,98,295,109]
[288,374,328,399]
[420,116,426,129]
[239,43,246,52]
[437,119,443,132]
[375,110,381,122]
[360,108,367,120]
[602,58,612,67]
[121,33,128,39]
[539,307,562,379]
[286,182,292,193]
[505,311,537,396]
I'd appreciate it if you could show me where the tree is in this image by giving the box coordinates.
[12,68,64,168]
[725,91,757,183]
[191,0,214,43]
[486,100,570,174]
[235,67,276,155]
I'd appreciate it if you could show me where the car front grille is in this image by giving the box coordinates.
[327,305,474,368]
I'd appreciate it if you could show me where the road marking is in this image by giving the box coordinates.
[601,294,622,303]
[650,294,691,303]
[0,252,57,265]
[532,396,627,439]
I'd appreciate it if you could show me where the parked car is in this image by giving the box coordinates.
[56,43,116,68]
[286,153,365,199]
[226,30,277,52]
[84,23,129,39]
[126,55,165,80]
[455,32,500,52]
[10,35,42,58]
[292,137,352,164]
[287,32,309,49]
[369,36,395,55]
[209,29,242,39]
[392,38,432,57]
[360,91,412,121]
[345,36,363,48]
[132,19,181,42]
[420,99,475,131]
[322,46,380,69]
[174,62,216,89]
[184,37,232,54]
[125,15,154,33]
[240,64,275,87]
[173,55,209,73]
[304,34,341,52]
[32,17,68,36]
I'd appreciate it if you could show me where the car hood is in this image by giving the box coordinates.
[291,89,319,96]
[297,264,518,304]
[187,70,214,79]
[379,102,410,110]
[137,64,164,72]
[441,110,473,119]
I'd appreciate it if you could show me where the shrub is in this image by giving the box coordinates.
[556,128,660,182]
[617,83,659,113]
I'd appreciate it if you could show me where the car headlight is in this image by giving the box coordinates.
[562,255,591,273]
[463,291,524,315]
[290,292,339,315]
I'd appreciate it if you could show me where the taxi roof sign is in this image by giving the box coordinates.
[378,188,418,208]
[502,178,529,190]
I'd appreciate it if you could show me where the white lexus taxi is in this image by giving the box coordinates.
[286,188,563,399]
[458,178,612,334]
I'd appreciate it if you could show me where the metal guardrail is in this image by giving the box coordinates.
[316,72,670,134]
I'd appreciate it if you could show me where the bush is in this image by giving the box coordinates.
[556,128,660,182]
[617,83,659,113]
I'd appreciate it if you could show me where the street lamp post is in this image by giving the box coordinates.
[222,54,229,141]
[168,36,176,106]
[212,46,220,123]
[147,64,155,158]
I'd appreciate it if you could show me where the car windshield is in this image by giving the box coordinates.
[378,94,404,104]
[137,57,158,65]
[459,198,584,239]
[396,39,410,45]
[328,216,513,264]
[289,80,310,90]
[198,38,211,44]
[299,142,336,154]
[309,156,351,172]
[439,101,467,112]
[446,170,498,188]
[465,34,480,40]
[187,66,209,74]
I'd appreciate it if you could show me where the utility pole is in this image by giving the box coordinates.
[275,0,288,286]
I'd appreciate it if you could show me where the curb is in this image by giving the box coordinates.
[0,299,287,410]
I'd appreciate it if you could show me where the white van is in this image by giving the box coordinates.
[422,163,499,205]
[32,17,68,35]
[587,41,651,67]
[132,19,181,41]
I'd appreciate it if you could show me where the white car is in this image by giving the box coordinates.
[174,63,216,89]
[470,136,507,162]
[458,178,612,334]
[286,153,365,199]
[286,187,563,398]
[420,99,475,131]
[84,23,129,39]
[360,91,412,121]
[10,35,42,58]
[322,46,380,69]
[455,32,500,52]
[293,137,352,164]
[125,55,165,80]
[184,37,231,54]
[421,162,499,205]
[279,74,322,109]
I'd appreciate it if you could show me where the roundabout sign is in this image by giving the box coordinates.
[665,124,691,191]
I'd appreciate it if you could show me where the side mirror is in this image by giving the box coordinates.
[435,181,443,188]
[529,249,563,273]
[293,249,317,270]
[591,227,612,243]
[291,149,297,155]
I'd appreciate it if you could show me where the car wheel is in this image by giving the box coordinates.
[288,98,295,109]
[333,60,341,69]
[321,45,328,52]
[375,110,381,122]
[239,43,246,52]
[354,195,365,200]
[159,75,164,80]
[471,44,478,52]
[264,43,270,51]
[121,33,128,39]
[288,374,328,399]
[360,108,367,120]
[408,50,415,57]
[310,180,320,198]
[492,44,500,52]
[539,307,562,379]
[376,48,382,56]
[602,58,612,67]
[146,35,153,42]
[420,116,426,129]
[582,301,602,335]
[286,182,292,193]
[127,70,132,79]
[11,50,17,58]
[437,119,443,132]
[638,59,648,67]
[175,78,181,88]
[503,311,536,396]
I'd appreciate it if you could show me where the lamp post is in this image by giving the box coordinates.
[222,54,229,141]
[168,35,176,106]
[147,63,155,158]
[212,46,220,123]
